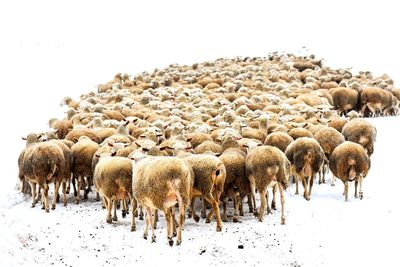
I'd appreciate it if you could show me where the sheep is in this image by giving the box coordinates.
[330,87,359,116]
[194,140,222,155]
[264,132,294,153]
[186,133,213,148]
[48,118,73,139]
[246,145,290,224]
[287,127,313,140]
[71,136,100,203]
[21,141,66,212]
[94,156,133,223]
[219,136,249,222]
[183,154,226,231]
[329,142,370,201]
[65,128,100,143]
[359,87,393,117]
[285,137,324,200]
[328,117,348,132]
[341,118,377,157]
[131,156,192,246]
[313,126,345,185]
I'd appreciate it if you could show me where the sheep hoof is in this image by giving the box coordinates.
[63,202,67,207]
[75,199,80,204]
[122,211,127,218]
[66,189,70,194]
[205,218,211,224]
[193,215,200,223]
[51,204,56,210]
[201,213,206,219]
[143,234,148,240]
[139,215,144,221]
[331,183,335,187]
[112,216,118,222]
[106,217,112,224]
[271,202,276,210]
[305,196,310,201]
[258,217,264,222]
[222,217,228,222]
[233,217,239,223]
[253,211,259,217]
[239,211,244,216]
[41,205,45,210]
[360,192,364,200]
[45,208,49,213]
[281,218,286,225]
[176,240,182,246]
[31,203,35,208]
[267,208,272,215]
[168,239,174,247]
[216,225,222,232]
[130,225,136,232]
[151,236,156,243]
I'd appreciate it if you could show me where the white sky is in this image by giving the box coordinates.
[0,0,399,181]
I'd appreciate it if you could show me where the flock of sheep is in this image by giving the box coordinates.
[18,53,396,246]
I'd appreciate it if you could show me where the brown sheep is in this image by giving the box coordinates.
[219,136,249,222]
[329,142,370,201]
[285,137,324,200]
[132,156,192,246]
[264,132,294,153]
[341,118,377,157]
[328,117,348,132]
[21,141,66,212]
[330,87,359,116]
[194,140,222,155]
[186,133,213,148]
[65,128,100,143]
[71,136,100,203]
[246,145,290,224]
[183,154,226,231]
[313,126,345,185]
[288,127,313,140]
[94,156,133,223]
[49,118,73,139]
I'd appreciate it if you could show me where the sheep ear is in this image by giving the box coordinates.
[125,120,129,126]
[186,137,193,142]
[95,154,100,158]
[135,141,141,147]
[243,144,249,148]
[55,129,60,134]
[214,152,221,157]
[160,146,172,151]
[133,118,138,122]
[124,143,129,148]
[142,147,149,152]
[185,146,192,150]
[21,137,27,141]
[111,151,117,157]
[108,143,114,147]
[235,136,242,140]
[257,143,262,146]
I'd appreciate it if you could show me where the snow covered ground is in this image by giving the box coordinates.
[1,0,400,266]
[0,116,399,267]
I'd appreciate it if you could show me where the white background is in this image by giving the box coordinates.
[0,1,399,266]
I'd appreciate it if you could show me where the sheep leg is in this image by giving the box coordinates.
[153,209,158,229]
[122,198,127,218]
[42,183,50,213]
[309,174,314,196]
[248,176,258,215]
[344,181,349,202]
[30,181,37,208]
[104,197,112,223]
[190,196,200,222]
[354,180,359,198]
[36,186,42,205]
[83,177,89,200]
[271,184,277,210]
[204,193,223,232]
[302,176,310,201]
[294,175,299,195]
[201,198,207,219]
[221,197,228,222]
[62,180,67,207]
[266,190,271,215]
[75,175,82,204]
[130,197,137,232]
[278,183,286,225]
[318,169,323,184]
[176,190,185,245]
[258,188,267,222]
[143,207,151,240]
[51,180,61,210]
[112,199,118,221]
[331,174,336,186]
[72,175,77,197]
[239,197,244,216]
[359,175,364,200]
[66,173,71,194]
[233,192,240,222]
[164,209,174,246]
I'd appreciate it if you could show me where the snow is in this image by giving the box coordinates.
[1,0,400,266]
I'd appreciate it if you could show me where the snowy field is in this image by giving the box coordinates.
[0,116,399,267]
[1,0,400,266]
